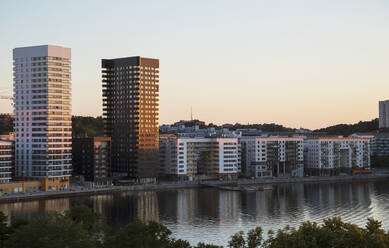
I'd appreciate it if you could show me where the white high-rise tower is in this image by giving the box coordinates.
[13,45,72,190]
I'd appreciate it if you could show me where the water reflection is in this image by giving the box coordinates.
[0,181,388,246]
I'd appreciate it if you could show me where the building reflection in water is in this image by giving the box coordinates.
[176,189,196,225]
[0,198,70,224]
[0,180,387,244]
[83,191,159,231]
[136,191,159,223]
[218,191,241,225]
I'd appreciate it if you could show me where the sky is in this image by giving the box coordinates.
[0,0,389,129]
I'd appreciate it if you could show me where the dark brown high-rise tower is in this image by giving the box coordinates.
[102,56,159,181]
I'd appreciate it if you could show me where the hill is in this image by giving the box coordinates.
[72,116,104,137]
[313,118,378,136]
[0,115,380,137]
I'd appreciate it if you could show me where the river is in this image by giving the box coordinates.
[0,180,388,246]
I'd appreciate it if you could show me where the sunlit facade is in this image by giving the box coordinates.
[13,45,72,189]
[102,56,159,181]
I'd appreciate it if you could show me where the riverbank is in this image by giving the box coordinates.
[0,174,388,203]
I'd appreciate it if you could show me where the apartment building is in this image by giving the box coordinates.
[13,45,72,190]
[371,133,389,157]
[240,136,304,178]
[304,137,370,175]
[159,135,241,180]
[72,137,112,186]
[102,56,159,182]
[0,139,14,183]
[379,100,389,129]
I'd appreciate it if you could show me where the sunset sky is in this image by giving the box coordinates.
[1,0,389,129]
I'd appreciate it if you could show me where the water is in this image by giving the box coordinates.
[1,180,389,246]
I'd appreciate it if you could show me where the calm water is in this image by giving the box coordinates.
[1,180,389,246]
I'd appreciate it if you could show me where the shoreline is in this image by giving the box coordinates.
[0,174,388,203]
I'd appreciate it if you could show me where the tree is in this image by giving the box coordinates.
[363,218,389,248]
[0,212,10,248]
[169,239,192,248]
[195,243,223,248]
[65,204,109,242]
[228,228,263,248]
[260,217,389,248]
[10,216,29,231]
[72,116,104,138]
[2,207,389,248]
[105,219,174,248]
[247,227,263,248]
[228,231,245,248]
[6,212,96,248]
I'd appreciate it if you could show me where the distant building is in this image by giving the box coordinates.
[371,133,389,157]
[379,100,389,128]
[72,137,112,186]
[0,114,13,134]
[0,139,14,183]
[304,137,370,176]
[173,119,205,127]
[159,124,241,138]
[159,135,241,180]
[349,132,376,156]
[236,129,263,136]
[240,137,304,178]
[102,56,159,182]
[13,45,72,190]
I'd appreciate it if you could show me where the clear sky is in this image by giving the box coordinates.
[0,0,388,129]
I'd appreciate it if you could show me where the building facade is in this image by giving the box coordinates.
[379,100,389,129]
[159,135,241,180]
[371,133,389,157]
[102,56,159,181]
[0,139,14,183]
[13,45,72,190]
[240,137,304,178]
[304,137,370,175]
[72,137,111,186]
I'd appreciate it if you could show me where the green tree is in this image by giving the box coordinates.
[65,204,109,242]
[105,219,174,248]
[0,212,10,248]
[363,218,389,248]
[228,228,263,248]
[169,239,192,248]
[6,212,96,248]
[261,217,389,248]
[247,227,263,248]
[10,216,29,231]
[195,243,223,248]
[228,231,245,248]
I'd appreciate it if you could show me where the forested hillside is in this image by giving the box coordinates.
[314,118,378,136]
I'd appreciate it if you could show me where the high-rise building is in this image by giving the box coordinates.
[102,56,159,181]
[379,100,389,128]
[13,45,72,190]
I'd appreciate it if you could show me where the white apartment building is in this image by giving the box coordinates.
[240,136,304,178]
[304,137,370,176]
[13,45,72,189]
[379,100,389,128]
[159,135,241,180]
[0,139,13,183]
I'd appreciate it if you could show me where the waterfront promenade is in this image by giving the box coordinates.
[0,173,388,203]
